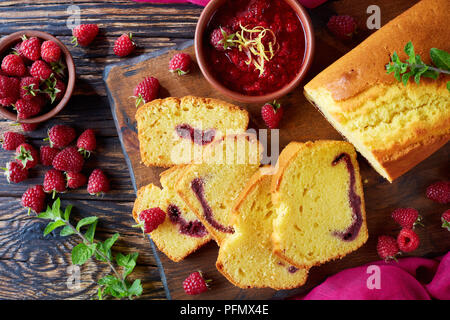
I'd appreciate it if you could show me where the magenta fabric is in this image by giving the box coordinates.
[132,0,328,9]
[293,252,450,300]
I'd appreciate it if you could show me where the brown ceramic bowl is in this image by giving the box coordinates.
[195,0,315,104]
[0,30,75,123]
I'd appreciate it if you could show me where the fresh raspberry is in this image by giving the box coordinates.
[47,125,76,148]
[66,171,87,189]
[133,76,159,107]
[52,146,85,173]
[87,169,110,195]
[72,24,99,47]
[376,235,400,261]
[19,36,41,61]
[391,208,423,229]
[12,42,32,64]
[113,33,136,57]
[76,129,96,158]
[1,54,26,76]
[138,207,166,233]
[15,98,42,119]
[41,40,61,63]
[261,100,283,129]
[0,75,20,101]
[15,143,39,169]
[21,185,46,214]
[0,96,17,107]
[397,228,420,253]
[42,77,65,103]
[426,181,450,204]
[169,53,192,75]
[30,60,53,80]
[1,131,26,151]
[327,15,357,41]
[183,271,209,295]
[442,209,450,231]
[21,122,39,132]
[2,161,28,183]
[210,27,235,51]
[40,145,60,166]
[43,169,67,198]
[19,77,40,101]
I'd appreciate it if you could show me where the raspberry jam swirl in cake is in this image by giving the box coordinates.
[191,178,234,233]
[167,204,208,238]
[331,153,363,241]
[175,124,216,146]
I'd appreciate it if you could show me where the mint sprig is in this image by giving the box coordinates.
[37,198,143,300]
[386,41,450,91]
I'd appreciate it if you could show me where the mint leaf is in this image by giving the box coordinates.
[116,252,138,278]
[127,279,143,297]
[76,216,98,231]
[37,206,56,220]
[60,225,76,237]
[404,41,415,64]
[72,243,95,265]
[52,198,62,217]
[447,81,450,92]
[43,220,66,236]
[64,205,73,221]
[84,221,97,243]
[430,48,450,71]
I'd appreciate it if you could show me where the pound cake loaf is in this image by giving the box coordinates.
[271,141,368,268]
[217,167,309,289]
[136,96,249,167]
[304,0,450,182]
[176,134,262,245]
[132,166,211,262]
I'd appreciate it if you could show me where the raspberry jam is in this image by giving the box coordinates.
[167,204,208,238]
[205,0,305,96]
[331,153,363,241]
[175,124,216,146]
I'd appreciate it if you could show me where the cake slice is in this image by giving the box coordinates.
[136,96,249,167]
[304,0,450,182]
[176,134,262,245]
[271,140,368,268]
[132,166,211,262]
[217,166,309,289]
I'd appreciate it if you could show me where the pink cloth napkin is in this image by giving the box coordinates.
[132,0,327,9]
[293,252,450,300]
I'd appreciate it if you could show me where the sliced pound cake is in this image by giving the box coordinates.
[136,96,249,167]
[132,166,211,262]
[217,167,309,289]
[271,141,368,268]
[176,134,262,245]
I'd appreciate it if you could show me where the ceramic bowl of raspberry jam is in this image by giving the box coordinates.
[195,0,314,103]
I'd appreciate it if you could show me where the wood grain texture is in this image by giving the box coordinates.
[104,0,449,300]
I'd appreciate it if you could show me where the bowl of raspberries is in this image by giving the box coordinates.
[0,30,75,124]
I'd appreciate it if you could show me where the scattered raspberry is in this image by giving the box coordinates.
[1,131,26,151]
[20,77,40,101]
[183,271,209,295]
[1,54,26,76]
[43,77,65,103]
[133,76,159,107]
[47,125,76,148]
[52,146,85,173]
[138,207,166,233]
[40,145,60,166]
[15,143,39,169]
[43,169,67,198]
[3,161,28,183]
[113,33,136,57]
[376,235,400,261]
[77,129,96,158]
[261,100,283,129]
[442,209,450,231]
[19,36,41,61]
[15,98,42,119]
[210,27,235,51]
[397,228,420,253]
[391,208,423,229]
[66,171,87,189]
[21,122,39,132]
[169,53,192,75]
[0,75,19,102]
[87,169,110,195]
[72,24,99,47]
[21,185,46,214]
[327,15,357,41]
[30,60,53,80]
[41,40,61,63]
[426,181,450,204]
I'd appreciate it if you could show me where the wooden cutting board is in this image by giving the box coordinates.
[103,1,449,300]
